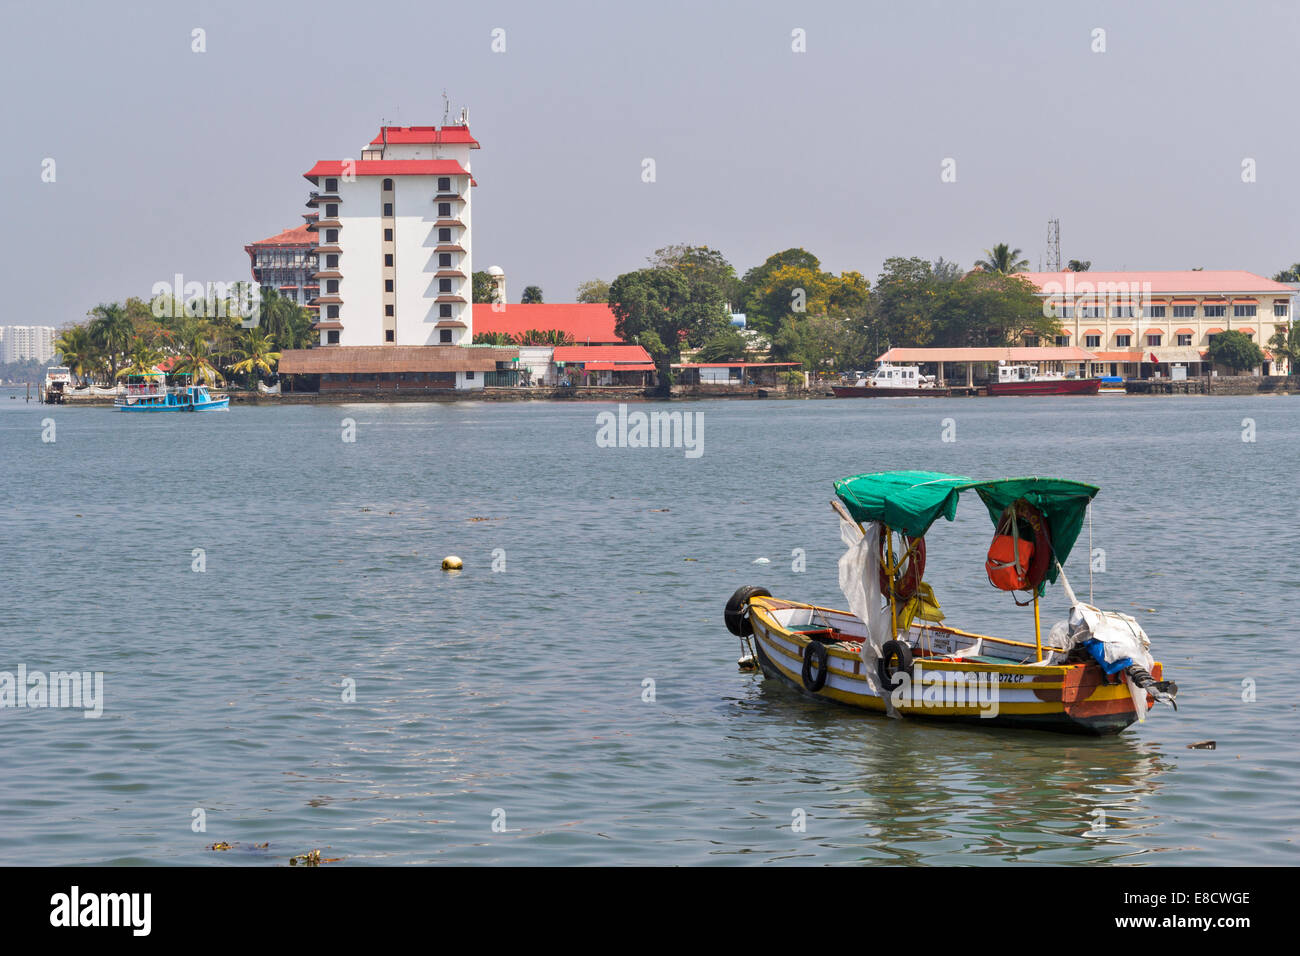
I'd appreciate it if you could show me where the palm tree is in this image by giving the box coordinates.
[53,326,99,384]
[974,243,1029,275]
[88,303,134,382]
[472,331,515,346]
[229,329,281,387]
[115,340,166,380]
[516,328,573,346]
[172,321,223,386]
[521,285,544,304]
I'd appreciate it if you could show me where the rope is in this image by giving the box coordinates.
[1087,502,1094,604]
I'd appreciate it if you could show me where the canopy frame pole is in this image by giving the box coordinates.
[1033,590,1042,661]
[885,525,899,637]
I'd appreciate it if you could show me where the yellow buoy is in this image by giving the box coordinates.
[441,555,463,571]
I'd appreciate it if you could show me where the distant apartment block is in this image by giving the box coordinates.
[1,325,56,364]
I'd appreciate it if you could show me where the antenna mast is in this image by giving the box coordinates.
[1046,218,1061,272]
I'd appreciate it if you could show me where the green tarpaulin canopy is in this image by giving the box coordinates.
[832,470,1099,583]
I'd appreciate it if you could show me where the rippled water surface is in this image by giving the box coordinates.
[1,390,1297,865]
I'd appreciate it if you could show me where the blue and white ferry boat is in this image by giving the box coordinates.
[114,376,229,412]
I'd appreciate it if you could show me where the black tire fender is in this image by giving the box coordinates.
[876,639,914,691]
[802,640,829,692]
[724,586,771,637]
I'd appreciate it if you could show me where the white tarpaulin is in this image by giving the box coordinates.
[837,517,897,712]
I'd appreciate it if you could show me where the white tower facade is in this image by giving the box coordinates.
[303,121,479,347]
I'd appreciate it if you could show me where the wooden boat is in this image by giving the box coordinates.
[725,471,1177,735]
[986,364,1100,396]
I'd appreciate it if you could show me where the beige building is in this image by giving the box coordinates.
[1021,271,1292,377]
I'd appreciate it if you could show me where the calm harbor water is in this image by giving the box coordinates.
[1,389,1297,865]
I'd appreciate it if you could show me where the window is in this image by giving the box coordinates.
[1080,305,1102,318]
[439,278,452,292]
[385,254,393,266]
[1177,333,1192,346]
[1147,305,1166,317]
[1024,335,1039,347]
[439,253,452,267]
[1204,305,1225,317]
[1115,334,1131,347]
[385,279,394,292]
[325,178,339,192]
[466,371,475,380]
[440,329,452,343]
[382,178,393,191]
[1146,334,1161,347]
[326,279,338,293]
[327,306,339,318]
[438,228,452,242]
[1085,335,1101,349]
[325,204,338,217]
[1234,304,1256,317]
[1275,302,1289,317]
[383,202,393,216]
[1055,335,1069,347]
[1057,306,1074,318]
[439,304,452,318]
[327,330,340,344]
[385,305,394,316]
[326,254,338,268]
[438,203,451,217]
[384,228,393,241]
[438,177,451,192]
[385,329,394,342]
[326,229,338,242]
[1173,305,1195,318]
[1112,305,1133,318]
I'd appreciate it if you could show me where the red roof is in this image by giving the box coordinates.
[475,304,623,345]
[248,223,315,247]
[368,125,480,148]
[674,362,802,368]
[553,344,652,363]
[581,362,657,371]
[303,159,473,182]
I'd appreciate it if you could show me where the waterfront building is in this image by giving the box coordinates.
[473,303,624,346]
[244,224,319,309]
[303,120,479,348]
[1021,271,1292,377]
[1,325,57,364]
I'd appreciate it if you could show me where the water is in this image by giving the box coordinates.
[1,389,1297,865]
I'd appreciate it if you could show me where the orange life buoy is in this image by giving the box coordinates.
[879,532,926,600]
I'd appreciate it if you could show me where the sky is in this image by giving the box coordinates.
[3,0,1298,327]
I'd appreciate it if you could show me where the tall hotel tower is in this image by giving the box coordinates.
[303,117,479,347]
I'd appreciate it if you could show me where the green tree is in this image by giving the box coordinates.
[89,303,133,382]
[473,271,500,304]
[1206,329,1265,372]
[1067,259,1091,272]
[115,340,166,380]
[472,331,515,345]
[738,248,821,330]
[649,245,740,311]
[172,320,224,385]
[521,285,544,304]
[229,329,281,387]
[53,326,100,384]
[608,268,694,384]
[694,327,750,363]
[1272,264,1300,283]
[516,328,574,346]
[576,279,610,303]
[974,243,1029,275]
[1268,321,1299,374]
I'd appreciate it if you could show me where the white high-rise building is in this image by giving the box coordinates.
[1,326,56,364]
[302,120,478,347]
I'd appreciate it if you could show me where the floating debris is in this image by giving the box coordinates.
[288,848,341,866]
[738,655,757,671]
[1187,740,1217,750]
[683,558,697,562]
[650,508,670,513]
[467,516,505,522]
[208,842,233,851]
[442,555,463,571]
[752,557,770,565]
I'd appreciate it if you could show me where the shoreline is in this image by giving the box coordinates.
[16,373,1296,406]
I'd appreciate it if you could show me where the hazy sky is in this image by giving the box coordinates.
[4,0,1298,326]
